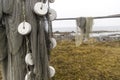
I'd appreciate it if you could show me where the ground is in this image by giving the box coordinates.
[0,40,120,80]
[50,40,120,80]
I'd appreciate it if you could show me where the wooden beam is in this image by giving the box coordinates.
[55,14,120,21]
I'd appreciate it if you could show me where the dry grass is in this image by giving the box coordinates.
[0,40,120,80]
[50,40,120,80]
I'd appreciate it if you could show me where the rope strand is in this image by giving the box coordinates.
[22,0,26,21]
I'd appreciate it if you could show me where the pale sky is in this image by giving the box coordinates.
[50,0,120,32]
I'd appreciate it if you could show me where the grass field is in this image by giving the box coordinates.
[0,40,120,80]
[50,40,120,80]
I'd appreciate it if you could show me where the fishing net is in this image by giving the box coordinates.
[75,17,93,47]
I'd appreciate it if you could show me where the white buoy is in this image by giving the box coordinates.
[25,53,34,65]
[49,66,55,78]
[50,38,57,48]
[34,2,48,16]
[18,21,31,35]
[25,71,31,80]
[49,0,55,3]
[49,8,57,21]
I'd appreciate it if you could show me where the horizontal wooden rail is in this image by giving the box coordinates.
[55,14,120,21]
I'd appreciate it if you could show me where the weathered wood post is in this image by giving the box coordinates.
[0,0,56,80]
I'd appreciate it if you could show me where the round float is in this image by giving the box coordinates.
[25,53,34,65]
[49,8,57,21]
[25,71,32,80]
[18,21,31,35]
[50,38,57,48]
[49,66,55,77]
[34,2,48,16]
[49,0,55,3]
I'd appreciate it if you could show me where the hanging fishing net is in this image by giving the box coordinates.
[75,17,93,47]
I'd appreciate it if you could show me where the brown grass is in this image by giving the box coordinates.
[0,41,120,80]
[50,40,120,80]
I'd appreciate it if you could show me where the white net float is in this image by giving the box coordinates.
[49,66,55,78]
[25,71,31,80]
[50,38,57,49]
[25,53,34,65]
[34,2,48,16]
[49,0,55,3]
[18,21,31,35]
[49,8,57,21]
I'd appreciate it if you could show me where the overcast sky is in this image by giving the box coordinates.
[50,0,120,32]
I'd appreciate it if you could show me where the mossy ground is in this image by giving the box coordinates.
[0,40,120,80]
[50,40,120,80]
